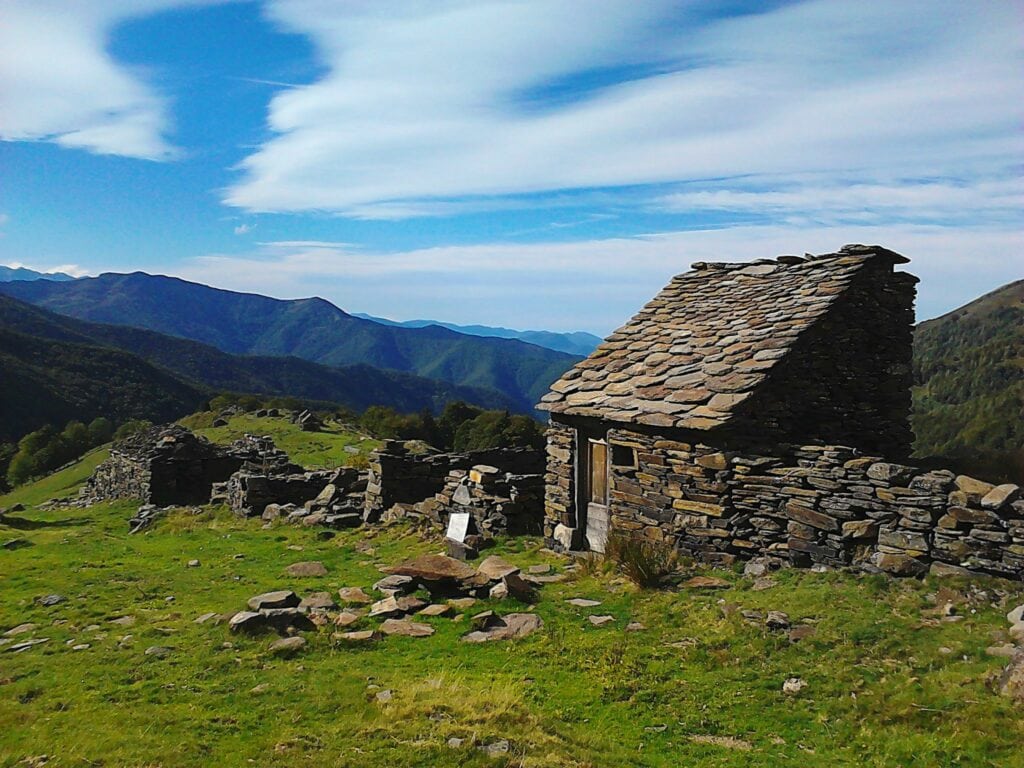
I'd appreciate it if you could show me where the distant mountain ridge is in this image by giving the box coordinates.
[0,265,76,282]
[353,312,602,356]
[912,278,1024,480]
[0,273,580,414]
[0,294,518,441]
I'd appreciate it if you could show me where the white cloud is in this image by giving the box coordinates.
[233,222,254,235]
[0,260,89,277]
[0,1,223,160]
[225,0,1024,219]
[177,223,1024,333]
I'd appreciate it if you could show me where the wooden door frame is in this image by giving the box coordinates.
[576,428,610,552]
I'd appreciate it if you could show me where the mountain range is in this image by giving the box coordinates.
[0,272,580,415]
[352,312,602,356]
[0,265,76,282]
[0,294,521,442]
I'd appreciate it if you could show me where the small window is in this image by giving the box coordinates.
[611,443,637,468]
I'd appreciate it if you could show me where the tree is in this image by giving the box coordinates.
[87,417,114,445]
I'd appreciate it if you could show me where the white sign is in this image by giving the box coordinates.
[446,512,470,543]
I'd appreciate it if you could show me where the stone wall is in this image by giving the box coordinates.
[727,259,917,458]
[85,425,244,506]
[544,421,1024,580]
[414,462,545,537]
[364,441,545,534]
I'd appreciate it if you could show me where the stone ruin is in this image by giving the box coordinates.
[85,425,245,507]
[363,440,546,539]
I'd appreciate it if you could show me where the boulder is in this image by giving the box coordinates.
[871,552,928,577]
[247,590,300,612]
[269,636,306,656]
[462,613,544,643]
[299,592,338,612]
[228,611,266,633]
[383,554,477,582]
[338,587,373,605]
[477,555,519,580]
[380,619,435,637]
[260,608,316,633]
[999,649,1024,702]
[286,561,328,577]
[373,575,415,596]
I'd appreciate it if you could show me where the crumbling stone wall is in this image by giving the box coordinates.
[543,422,1024,580]
[364,441,545,533]
[85,425,244,506]
[414,461,545,536]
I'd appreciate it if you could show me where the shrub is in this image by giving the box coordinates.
[604,532,678,588]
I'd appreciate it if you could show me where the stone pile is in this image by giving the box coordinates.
[545,426,1024,580]
[225,554,545,646]
[364,440,453,522]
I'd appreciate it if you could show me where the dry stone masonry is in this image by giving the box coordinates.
[539,245,1023,580]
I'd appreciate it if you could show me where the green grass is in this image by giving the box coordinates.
[0,446,108,510]
[2,456,1023,766]
[182,412,381,469]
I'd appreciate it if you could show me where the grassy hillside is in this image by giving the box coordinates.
[182,412,381,470]
[1,424,1022,766]
[0,273,580,412]
[913,279,1024,481]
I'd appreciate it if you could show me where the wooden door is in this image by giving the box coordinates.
[585,438,609,553]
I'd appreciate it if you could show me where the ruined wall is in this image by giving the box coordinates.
[364,441,546,534]
[543,422,1024,580]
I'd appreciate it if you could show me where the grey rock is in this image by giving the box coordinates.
[37,594,66,606]
[247,590,300,611]
[268,636,306,656]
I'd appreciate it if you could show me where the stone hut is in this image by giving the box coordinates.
[538,245,918,554]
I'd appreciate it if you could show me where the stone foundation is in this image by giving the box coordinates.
[544,422,1024,580]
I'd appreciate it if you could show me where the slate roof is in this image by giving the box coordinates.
[538,244,910,430]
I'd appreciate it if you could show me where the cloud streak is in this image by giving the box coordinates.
[0,1,223,160]
[225,0,1023,220]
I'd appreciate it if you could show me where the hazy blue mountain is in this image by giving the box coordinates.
[353,312,603,356]
[0,294,518,440]
[0,272,580,413]
[0,265,76,282]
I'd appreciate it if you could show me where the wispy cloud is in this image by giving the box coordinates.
[178,223,1024,333]
[224,0,1023,221]
[233,222,255,235]
[1,260,89,277]
[0,1,224,160]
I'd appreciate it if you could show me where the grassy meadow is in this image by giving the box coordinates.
[1,419,1023,767]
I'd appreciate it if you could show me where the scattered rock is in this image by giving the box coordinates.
[566,598,602,608]
[765,611,791,631]
[528,564,552,575]
[683,576,731,589]
[3,623,36,638]
[194,613,219,625]
[987,644,1017,658]
[470,610,499,630]
[782,677,807,695]
[286,561,327,577]
[334,630,377,642]
[144,646,171,658]
[269,636,306,656]
[998,649,1024,702]
[333,611,361,628]
[478,740,510,756]
[382,554,476,582]
[588,615,615,627]
[689,734,753,751]
[187,559,201,568]
[299,592,338,612]
[8,638,49,653]
[260,608,316,634]
[72,643,90,651]
[449,597,477,611]
[1007,605,1024,625]
[338,587,373,605]
[380,619,434,637]
[373,574,415,596]
[248,591,300,611]
[37,594,66,606]
[228,611,266,634]
[626,622,646,632]
[2,538,31,550]
[477,555,519,580]
[447,737,466,748]
[462,613,543,643]
[375,689,393,703]
[788,625,816,643]
[418,603,452,617]
[752,577,776,591]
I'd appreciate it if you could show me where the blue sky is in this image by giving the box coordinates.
[0,0,1021,333]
